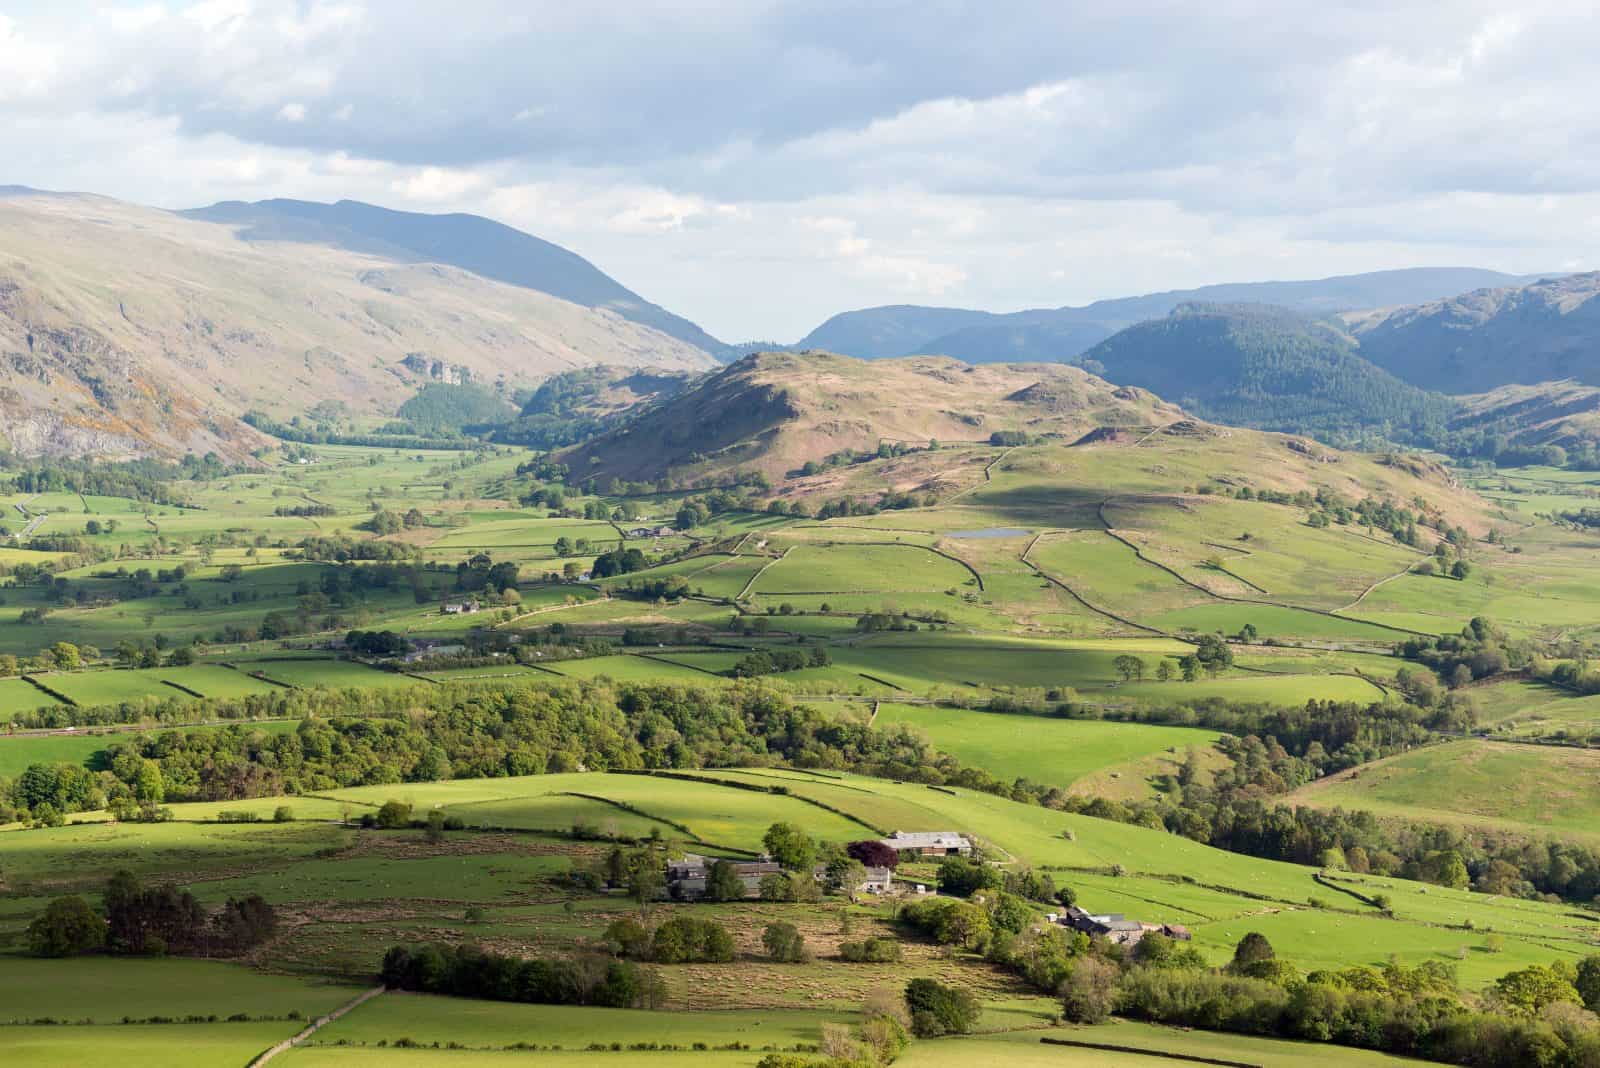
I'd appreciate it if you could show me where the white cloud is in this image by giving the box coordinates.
[0,1,1596,340]
[392,165,486,203]
[0,15,60,100]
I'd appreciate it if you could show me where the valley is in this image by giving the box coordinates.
[4,345,1600,1067]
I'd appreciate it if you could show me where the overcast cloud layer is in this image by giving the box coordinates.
[2,0,1597,340]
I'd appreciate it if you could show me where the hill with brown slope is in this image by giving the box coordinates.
[0,191,718,459]
[1450,380,1600,448]
[557,350,1185,483]
[1347,273,1600,392]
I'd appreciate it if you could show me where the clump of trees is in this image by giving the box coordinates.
[381,943,665,1009]
[903,978,981,1037]
[602,915,735,964]
[1053,930,1600,1068]
[730,647,831,678]
[1395,616,1525,688]
[27,870,275,958]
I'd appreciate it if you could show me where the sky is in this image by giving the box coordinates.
[2,1,1597,342]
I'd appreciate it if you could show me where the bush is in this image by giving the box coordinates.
[840,937,902,963]
[936,856,999,897]
[1060,956,1119,1024]
[272,805,295,823]
[904,977,980,1036]
[27,895,105,957]
[651,917,735,964]
[375,800,413,829]
[762,922,810,963]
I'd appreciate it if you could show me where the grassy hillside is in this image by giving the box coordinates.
[0,193,716,459]
[558,351,1182,484]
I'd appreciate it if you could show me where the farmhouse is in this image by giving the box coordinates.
[625,526,675,539]
[665,854,784,900]
[880,831,972,857]
[441,600,481,615]
[1053,905,1193,947]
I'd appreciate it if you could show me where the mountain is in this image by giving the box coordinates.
[495,365,703,449]
[182,198,724,355]
[1077,303,1458,445]
[1347,273,1600,392]
[796,268,1546,363]
[557,349,1183,484]
[0,191,718,459]
[1450,380,1600,451]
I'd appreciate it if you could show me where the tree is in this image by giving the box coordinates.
[1113,654,1145,682]
[1422,850,1470,890]
[27,895,105,957]
[375,800,413,829]
[1576,955,1600,1013]
[1493,964,1582,1017]
[762,922,809,963]
[904,978,980,1037]
[1451,559,1472,580]
[1229,932,1275,974]
[762,822,817,871]
[706,860,747,902]
[936,856,998,897]
[846,839,898,869]
[1179,655,1200,682]
[1154,659,1173,682]
[1060,955,1119,1023]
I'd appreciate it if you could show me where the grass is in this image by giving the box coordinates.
[0,677,65,719]
[903,1023,1431,1066]
[281,1050,762,1066]
[0,720,299,778]
[1,1022,308,1068]
[0,955,360,1022]
[240,659,420,690]
[871,703,1221,790]
[310,993,849,1051]
[1291,739,1600,842]
[321,772,873,850]
[753,543,975,596]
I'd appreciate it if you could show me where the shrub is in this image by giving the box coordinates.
[651,917,734,964]
[904,977,980,1036]
[840,937,902,963]
[27,895,105,957]
[761,922,809,963]
[1060,956,1119,1024]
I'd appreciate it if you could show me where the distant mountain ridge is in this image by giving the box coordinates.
[183,198,724,355]
[797,268,1553,363]
[1347,273,1600,392]
[1076,303,1457,446]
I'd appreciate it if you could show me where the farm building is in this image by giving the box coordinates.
[441,600,481,615]
[1053,905,1192,947]
[880,831,972,857]
[665,854,784,900]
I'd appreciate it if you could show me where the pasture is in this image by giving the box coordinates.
[870,703,1221,790]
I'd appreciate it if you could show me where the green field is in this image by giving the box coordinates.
[0,955,359,1022]
[309,994,848,1051]
[1292,739,1600,842]
[3,1022,307,1068]
[872,702,1221,790]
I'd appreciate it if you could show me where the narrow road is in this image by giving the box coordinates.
[248,985,385,1066]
